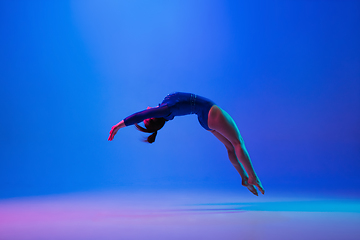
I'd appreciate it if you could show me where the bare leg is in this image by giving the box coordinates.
[208,105,265,194]
[210,130,249,185]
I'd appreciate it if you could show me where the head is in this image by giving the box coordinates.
[135,117,166,143]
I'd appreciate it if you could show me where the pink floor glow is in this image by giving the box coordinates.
[0,190,359,240]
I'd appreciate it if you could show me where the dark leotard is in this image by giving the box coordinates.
[123,92,215,130]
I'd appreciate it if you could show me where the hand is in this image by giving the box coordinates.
[248,175,265,195]
[108,121,124,141]
[108,124,120,141]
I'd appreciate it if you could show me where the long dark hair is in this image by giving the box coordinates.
[134,117,166,143]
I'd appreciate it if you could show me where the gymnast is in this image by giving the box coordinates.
[108,92,264,196]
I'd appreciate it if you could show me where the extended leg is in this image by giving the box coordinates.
[208,105,265,194]
[210,130,249,186]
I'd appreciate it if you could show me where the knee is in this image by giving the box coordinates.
[224,143,235,153]
[232,138,244,150]
[226,146,235,155]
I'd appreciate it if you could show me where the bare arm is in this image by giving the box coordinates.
[108,120,126,141]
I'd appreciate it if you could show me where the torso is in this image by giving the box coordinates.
[160,92,215,130]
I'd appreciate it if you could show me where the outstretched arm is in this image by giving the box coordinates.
[123,105,169,126]
[108,105,170,141]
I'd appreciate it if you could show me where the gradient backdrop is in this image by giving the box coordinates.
[1,0,359,199]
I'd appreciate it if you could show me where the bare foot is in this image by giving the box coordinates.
[248,175,265,195]
[241,177,259,196]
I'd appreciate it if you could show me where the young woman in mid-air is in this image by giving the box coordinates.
[108,92,264,196]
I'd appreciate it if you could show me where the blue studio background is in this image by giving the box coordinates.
[1,0,359,198]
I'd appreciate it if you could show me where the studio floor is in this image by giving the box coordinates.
[0,190,359,240]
